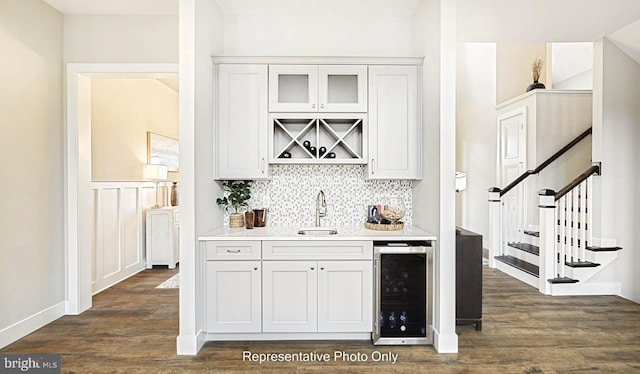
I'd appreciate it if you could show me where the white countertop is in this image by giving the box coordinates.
[199,225,437,241]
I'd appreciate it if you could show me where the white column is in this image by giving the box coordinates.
[538,190,556,295]
[488,188,502,268]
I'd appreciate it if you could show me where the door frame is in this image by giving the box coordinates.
[65,63,178,314]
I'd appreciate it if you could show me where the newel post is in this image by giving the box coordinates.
[538,189,556,295]
[488,187,502,268]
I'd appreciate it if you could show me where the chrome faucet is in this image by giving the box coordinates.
[315,190,327,227]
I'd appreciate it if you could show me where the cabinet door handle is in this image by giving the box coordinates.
[310,267,315,270]
[320,103,324,109]
[226,249,241,253]
[261,158,265,174]
[320,267,325,270]
[312,103,316,109]
[254,267,258,271]
[371,158,375,174]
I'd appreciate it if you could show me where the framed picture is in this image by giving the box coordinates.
[147,132,179,171]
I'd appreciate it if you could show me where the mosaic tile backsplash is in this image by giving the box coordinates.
[221,164,412,226]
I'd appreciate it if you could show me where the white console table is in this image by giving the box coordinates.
[146,206,179,269]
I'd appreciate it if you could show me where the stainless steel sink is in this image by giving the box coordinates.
[297,227,338,235]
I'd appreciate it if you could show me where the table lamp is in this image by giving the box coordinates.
[145,164,168,208]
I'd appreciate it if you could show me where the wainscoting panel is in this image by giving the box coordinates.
[91,182,162,294]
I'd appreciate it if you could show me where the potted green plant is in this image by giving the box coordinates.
[216,180,252,228]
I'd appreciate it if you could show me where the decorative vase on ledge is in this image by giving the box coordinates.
[526,80,546,92]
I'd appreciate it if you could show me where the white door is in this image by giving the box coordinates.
[317,261,373,332]
[498,107,527,245]
[318,65,368,112]
[368,65,419,179]
[262,261,318,332]
[217,64,268,179]
[206,261,262,333]
[268,65,318,112]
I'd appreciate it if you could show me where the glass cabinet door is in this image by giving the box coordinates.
[269,65,318,112]
[318,65,367,113]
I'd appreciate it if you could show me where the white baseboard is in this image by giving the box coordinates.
[92,265,146,295]
[176,330,205,355]
[433,329,458,353]
[0,301,65,349]
[550,282,621,296]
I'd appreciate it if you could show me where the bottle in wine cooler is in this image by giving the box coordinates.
[400,311,408,332]
[389,312,396,329]
[380,311,385,327]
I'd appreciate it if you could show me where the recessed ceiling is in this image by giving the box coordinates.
[41,0,178,15]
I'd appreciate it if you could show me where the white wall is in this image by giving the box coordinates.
[593,38,640,303]
[91,79,179,181]
[496,43,547,104]
[455,43,497,244]
[223,14,413,56]
[0,0,65,348]
[63,15,178,63]
[550,43,593,89]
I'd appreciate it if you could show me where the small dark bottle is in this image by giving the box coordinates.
[327,152,336,159]
[319,146,327,157]
[303,140,311,149]
[309,146,317,157]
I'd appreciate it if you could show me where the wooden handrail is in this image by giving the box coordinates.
[497,127,592,197]
[555,164,600,201]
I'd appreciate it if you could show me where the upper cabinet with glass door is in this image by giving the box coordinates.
[269,65,367,113]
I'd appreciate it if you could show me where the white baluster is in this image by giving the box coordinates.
[558,196,566,278]
[571,187,580,262]
[579,180,587,260]
[587,175,593,250]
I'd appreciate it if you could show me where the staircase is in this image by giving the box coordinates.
[488,130,623,296]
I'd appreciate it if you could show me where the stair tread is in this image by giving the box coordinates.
[495,255,539,277]
[586,246,622,252]
[548,277,579,284]
[523,230,540,237]
[508,242,539,255]
[565,261,600,268]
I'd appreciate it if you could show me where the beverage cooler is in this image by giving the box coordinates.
[373,241,434,345]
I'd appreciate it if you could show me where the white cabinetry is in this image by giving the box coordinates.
[269,65,367,113]
[368,66,421,180]
[204,241,261,333]
[145,207,179,269]
[262,240,373,333]
[262,261,318,332]
[216,64,269,180]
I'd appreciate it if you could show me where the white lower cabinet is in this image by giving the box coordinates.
[317,260,372,332]
[262,259,372,333]
[204,241,262,333]
[206,261,262,333]
[262,261,318,332]
[204,239,373,337]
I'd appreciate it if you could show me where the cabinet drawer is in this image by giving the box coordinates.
[263,240,372,260]
[205,241,261,260]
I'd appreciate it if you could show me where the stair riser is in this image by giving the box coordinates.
[495,261,539,288]
[506,247,539,265]
[524,235,539,247]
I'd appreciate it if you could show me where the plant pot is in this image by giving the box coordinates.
[526,80,546,92]
[229,213,244,228]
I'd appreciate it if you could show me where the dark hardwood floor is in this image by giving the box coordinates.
[2,266,639,373]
